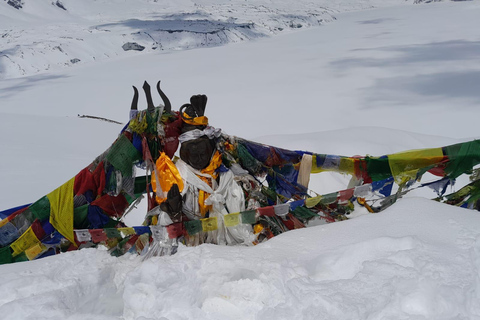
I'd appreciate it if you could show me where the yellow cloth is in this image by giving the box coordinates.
[305,196,322,208]
[339,157,356,175]
[47,177,76,246]
[224,213,241,227]
[11,226,42,257]
[388,147,444,184]
[182,112,209,126]
[152,152,184,204]
[201,217,218,232]
[25,243,47,260]
[118,227,136,236]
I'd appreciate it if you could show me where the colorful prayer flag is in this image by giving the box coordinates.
[224,213,241,227]
[201,217,218,232]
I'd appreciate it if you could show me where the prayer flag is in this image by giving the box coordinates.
[257,206,275,217]
[118,227,136,237]
[201,217,218,232]
[89,229,108,243]
[11,226,41,257]
[241,210,257,225]
[47,177,76,245]
[25,243,47,260]
[224,213,240,227]
[185,220,202,235]
[274,203,290,217]
[75,229,92,242]
[167,223,184,239]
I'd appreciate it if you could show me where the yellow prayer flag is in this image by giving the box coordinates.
[311,155,322,174]
[11,226,41,257]
[339,157,356,175]
[388,148,444,184]
[25,243,47,260]
[305,196,322,208]
[224,213,240,227]
[47,177,76,246]
[118,227,136,237]
[201,217,218,232]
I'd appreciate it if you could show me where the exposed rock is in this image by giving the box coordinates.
[70,58,81,64]
[53,1,66,10]
[122,42,145,51]
[6,0,24,9]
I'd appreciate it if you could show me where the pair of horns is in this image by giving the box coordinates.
[131,81,171,113]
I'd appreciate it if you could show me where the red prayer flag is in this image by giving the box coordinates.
[89,229,108,243]
[257,206,275,217]
[166,223,184,239]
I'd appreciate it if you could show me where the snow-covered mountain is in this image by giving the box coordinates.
[0,0,420,80]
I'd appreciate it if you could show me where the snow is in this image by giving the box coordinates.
[1,0,480,319]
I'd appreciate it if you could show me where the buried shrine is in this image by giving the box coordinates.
[1,81,480,264]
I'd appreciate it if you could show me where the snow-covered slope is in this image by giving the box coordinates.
[1,1,480,319]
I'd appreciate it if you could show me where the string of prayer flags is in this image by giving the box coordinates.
[388,148,444,184]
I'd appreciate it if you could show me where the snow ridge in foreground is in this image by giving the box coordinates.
[0,199,479,319]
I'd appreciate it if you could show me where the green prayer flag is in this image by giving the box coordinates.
[0,246,13,265]
[185,220,202,236]
[29,196,50,221]
[366,156,392,182]
[106,134,141,177]
[291,206,317,220]
[445,140,480,179]
[73,205,89,229]
[241,210,257,224]
[105,228,122,239]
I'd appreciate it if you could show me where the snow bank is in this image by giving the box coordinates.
[1,198,478,320]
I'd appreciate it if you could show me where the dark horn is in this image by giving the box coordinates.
[143,81,155,113]
[131,86,139,110]
[157,80,171,112]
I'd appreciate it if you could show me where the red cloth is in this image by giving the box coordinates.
[74,162,106,197]
[338,188,354,202]
[89,229,108,243]
[31,219,46,241]
[167,222,184,239]
[163,116,182,158]
[91,194,129,218]
[257,206,275,217]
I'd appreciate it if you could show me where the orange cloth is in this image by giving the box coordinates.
[152,152,184,204]
[198,151,222,216]
[182,112,209,126]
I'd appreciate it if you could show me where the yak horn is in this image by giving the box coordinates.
[131,86,139,110]
[143,81,155,113]
[157,80,171,112]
